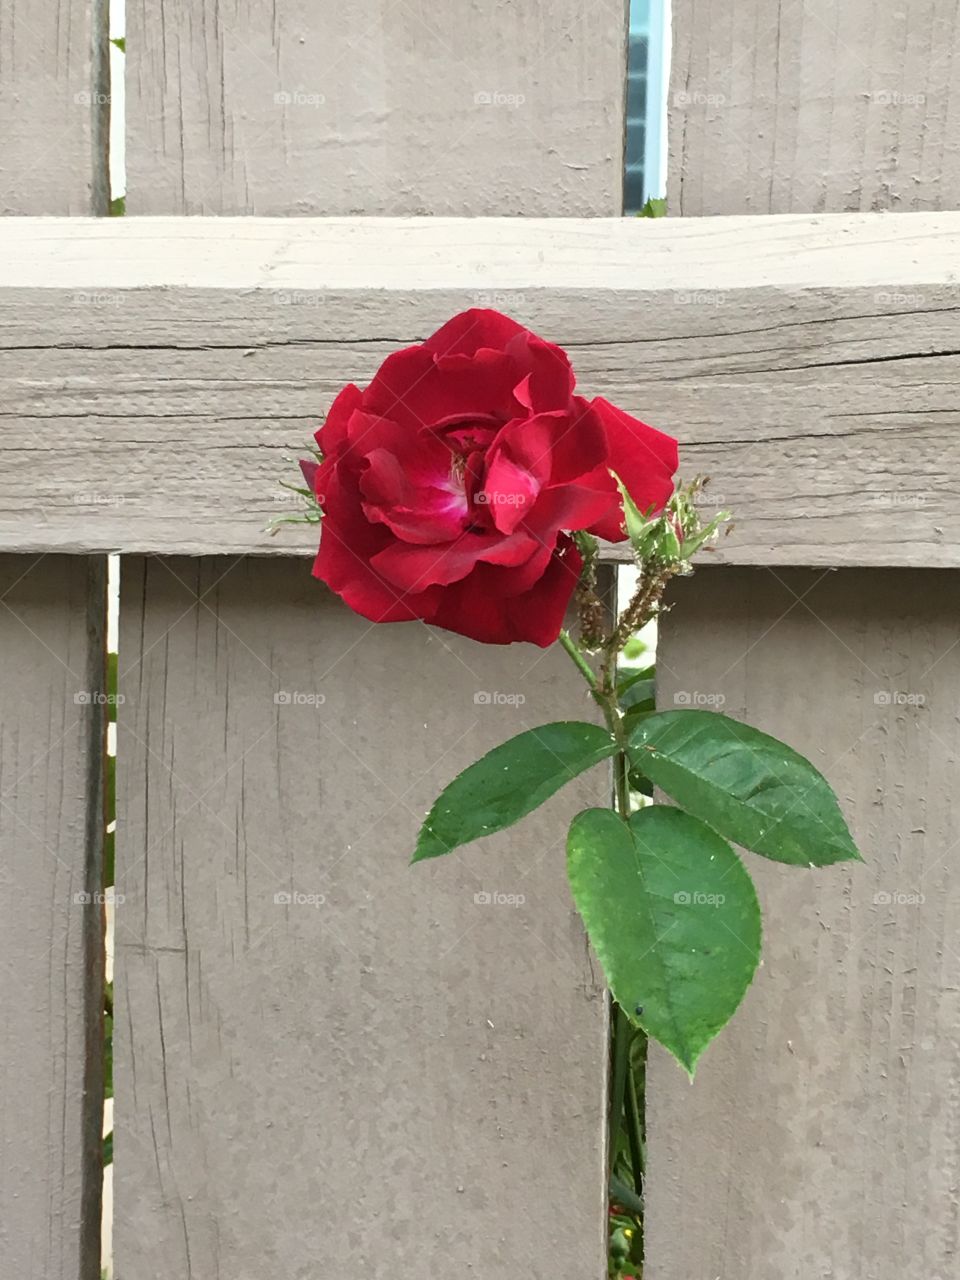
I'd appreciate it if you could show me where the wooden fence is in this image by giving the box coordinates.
[1,2,959,1278]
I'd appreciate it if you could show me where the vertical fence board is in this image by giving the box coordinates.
[0,0,110,214]
[669,0,960,215]
[113,557,608,1278]
[125,0,627,215]
[647,568,960,1278]
[649,7,960,1275]
[117,6,623,1269]
[0,555,105,1280]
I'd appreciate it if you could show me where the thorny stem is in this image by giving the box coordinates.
[559,555,687,1211]
[558,629,599,693]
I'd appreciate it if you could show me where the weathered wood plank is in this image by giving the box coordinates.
[669,0,960,216]
[3,210,958,290]
[0,555,106,1279]
[650,16,960,1273]
[0,0,110,214]
[125,0,627,215]
[119,7,619,1262]
[113,557,608,1278]
[1,212,959,566]
[647,568,960,1279]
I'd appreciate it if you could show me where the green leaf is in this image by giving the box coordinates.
[622,636,648,662]
[104,1008,113,1100]
[620,678,655,713]
[629,710,861,867]
[103,1131,113,1166]
[567,806,761,1074]
[111,36,126,51]
[617,664,655,697]
[622,705,655,737]
[612,473,649,550]
[105,751,116,819]
[626,766,653,798]
[109,195,125,217]
[610,1174,644,1216]
[103,829,115,888]
[413,722,617,862]
[638,196,668,218]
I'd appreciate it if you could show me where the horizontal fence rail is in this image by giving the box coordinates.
[2,212,959,566]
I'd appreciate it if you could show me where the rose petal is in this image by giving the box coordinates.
[485,413,556,487]
[313,469,441,623]
[504,535,582,644]
[361,449,468,545]
[364,344,518,432]
[371,530,538,593]
[426,537,581,646]
[547,398,609,483]
[317,384,363,454]
[527,480,620,535]
[481,452,542,534]
[424,308,528,358]
[582,397,678,541]
[299,459,319,493]
[508,333,575,413]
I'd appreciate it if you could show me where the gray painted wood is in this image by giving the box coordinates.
[647,568,960,1279]
[648,11,960,1275]
[0,555,106,1280]
[0,0,110,214]
[125,0,627,215]
[669,0,960,216]
[117,6,621,1260]
[1,213,958,565]
[113,557,608,1279]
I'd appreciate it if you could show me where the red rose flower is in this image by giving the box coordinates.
[304,309,677,646]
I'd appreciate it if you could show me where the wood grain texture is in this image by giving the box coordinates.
[4,211,959,290]
[2,213,959,566]
[125,0,627,215]
[0,0,109,214]
[112,557,608,1279]
[653,8,960,1275]
[647,568,960,1280]
[669,0,960,216]
[0,555,106,1280]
